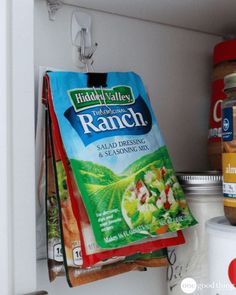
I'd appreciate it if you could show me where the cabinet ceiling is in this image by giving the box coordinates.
[57,0,236,36]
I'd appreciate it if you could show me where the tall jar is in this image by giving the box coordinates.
[208,39,236,170]
[222,73,236,225]
[167,172,223,295]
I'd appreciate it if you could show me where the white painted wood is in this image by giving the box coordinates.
[50,0,236,36]
[11,0,36,294]
[0,1,12,294]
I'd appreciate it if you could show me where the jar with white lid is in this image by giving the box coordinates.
[206,216,236,294]
[167,172,223,295]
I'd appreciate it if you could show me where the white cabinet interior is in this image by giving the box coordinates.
[6,0,230,294]
[47,0,236,35]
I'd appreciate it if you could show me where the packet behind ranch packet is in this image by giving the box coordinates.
[45,110,65,282]
[46,71,197,249]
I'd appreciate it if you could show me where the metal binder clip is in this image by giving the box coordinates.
[71,10,98,71]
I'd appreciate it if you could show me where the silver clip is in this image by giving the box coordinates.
[93,86,111,114]
[100,86,112,113]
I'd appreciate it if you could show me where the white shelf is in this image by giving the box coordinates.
[37,259,167,295]
[50,0,236,36]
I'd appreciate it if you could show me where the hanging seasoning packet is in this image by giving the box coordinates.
[45,71,197,250]
[44,81,183,272]
[46,106,168,287]
[46,110,143,287]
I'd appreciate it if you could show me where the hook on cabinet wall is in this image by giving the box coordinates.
[71,10,98,71]
[47,0,63,21]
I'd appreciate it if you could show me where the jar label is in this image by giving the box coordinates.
[223,106,236,202]
[223,153,236,184]
[208,79,227,143]
[222,107,233,141]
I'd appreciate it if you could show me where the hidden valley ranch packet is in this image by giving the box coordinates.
[45,71,197,249]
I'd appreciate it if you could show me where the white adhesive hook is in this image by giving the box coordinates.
[71,10,92,48]
[71,10,97,71]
